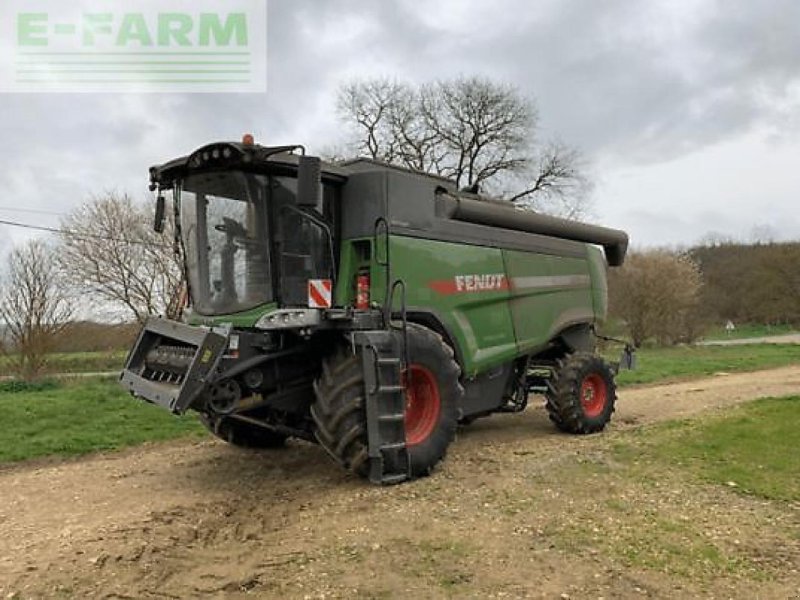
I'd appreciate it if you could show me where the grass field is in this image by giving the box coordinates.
[0,350,127,376]
[1,343,799,464]
[0,378,203,463]
[702,322,797,341]
[2,340,799,384]
[613,343,800,386]
[614,396,800,501]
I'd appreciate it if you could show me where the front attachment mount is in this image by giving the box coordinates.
[119,317,229,414]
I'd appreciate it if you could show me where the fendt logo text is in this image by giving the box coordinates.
[428,273,509,295]
[0,0,267,93]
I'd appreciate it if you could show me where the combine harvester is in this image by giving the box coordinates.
[120,135,632,484]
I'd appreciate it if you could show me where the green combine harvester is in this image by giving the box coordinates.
[120,135,633,485]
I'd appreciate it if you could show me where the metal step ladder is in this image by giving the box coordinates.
[354,330,411,485]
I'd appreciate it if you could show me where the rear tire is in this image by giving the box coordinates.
[311,324,462,480]
[199,414,288,448]
[545,352,616,434]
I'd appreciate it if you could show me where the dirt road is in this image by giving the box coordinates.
[2,366,799,599]
[698,333,800,346]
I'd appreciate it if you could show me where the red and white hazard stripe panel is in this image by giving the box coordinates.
[307,279,333,308]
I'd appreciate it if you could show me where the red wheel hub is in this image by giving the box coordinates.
[404,364,441,446]
[580,373,608,418]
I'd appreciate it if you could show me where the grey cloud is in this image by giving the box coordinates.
[0,0,797,249]
[265,0,800,163]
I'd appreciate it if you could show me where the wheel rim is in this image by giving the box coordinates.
[580,373,607,418]
[404,364,441,446]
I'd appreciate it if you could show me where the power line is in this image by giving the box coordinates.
[0,218,171,248]
[0,206,67,216]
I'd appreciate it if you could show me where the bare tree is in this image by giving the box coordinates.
[0,239,74,380]
[506,141,593,218]
[608,250,705,347]
[692,240,800,327]
[59,193,183,324]
[749,224,777,245]
[419,77,532,188]
[337,79,401,162]
[336,76,590,218]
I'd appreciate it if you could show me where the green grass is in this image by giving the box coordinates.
[702,322,796,341]
[46,350,127,373]
[613,343,800,386]
[1,343,799,464]
[3,341,798,386]
[619,396,800,501]
[614,396,800,502]
[0,350,127,376]
[0,377,204,463]
[0,379,61,394]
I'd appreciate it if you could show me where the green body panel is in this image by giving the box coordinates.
[502,248,595,355]
[185,302,277,328]
[378,235,518,377]
[334,239,364,307]
[586,246,609,324]
[364,235,603,377]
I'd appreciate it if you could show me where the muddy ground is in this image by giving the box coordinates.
[2,366,800,599]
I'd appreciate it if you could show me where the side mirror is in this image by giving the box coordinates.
[154,194,166,233]
[297,155,321,208]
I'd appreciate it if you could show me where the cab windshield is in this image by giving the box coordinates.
[179,171,275,315]
[177,170,334,315]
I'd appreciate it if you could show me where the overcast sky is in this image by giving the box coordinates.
[1,0,798,258]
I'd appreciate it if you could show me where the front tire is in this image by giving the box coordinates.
[545,353,616,434]
[401,326,462,477]
[311,324,462,480]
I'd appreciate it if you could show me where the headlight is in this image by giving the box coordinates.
[255,309,321,330]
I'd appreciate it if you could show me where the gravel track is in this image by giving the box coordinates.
[2,365,799,599]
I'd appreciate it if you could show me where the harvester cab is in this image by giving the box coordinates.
[120,135,631,485]
[122,137,340,417]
